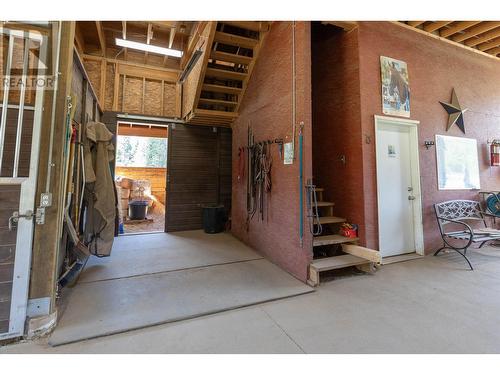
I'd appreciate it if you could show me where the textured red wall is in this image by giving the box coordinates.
[311,23,366,243]
[231,22,313,281]
[356,22,500,251]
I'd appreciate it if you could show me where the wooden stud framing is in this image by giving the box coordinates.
[393,21,500,62]
[440,21,480,38]
[144,23,152,64]
[452,22,500,42]
[477,37,500,52]
[99,58,106,104]
[175,82,182,118]
[112,63,119,111]
[82,53,180,77]
[141,77,146,113]
[169,25,176,48]
[160,79,165,116]
[424,21,452,33]
[407,21,425,27]
[95,21,106,57]
[122,21,128,60]
[121,74,126,112]
[465,27,500,47]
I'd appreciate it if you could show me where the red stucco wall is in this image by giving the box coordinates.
[315,21,500,252]
[231,22,313,281]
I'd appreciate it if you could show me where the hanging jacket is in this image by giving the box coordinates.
[82,121,117,256]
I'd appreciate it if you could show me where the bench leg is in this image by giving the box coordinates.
[434,246,446,256]
[434,245,473,270]
[451,248,474,270]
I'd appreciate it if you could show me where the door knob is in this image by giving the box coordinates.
[408,196,416,201]
[8,210,34,231]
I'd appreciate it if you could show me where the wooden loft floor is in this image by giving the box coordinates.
[74,21,271,127]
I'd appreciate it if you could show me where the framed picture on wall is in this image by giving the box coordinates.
[436,135,481,190]
[380,56,411,118]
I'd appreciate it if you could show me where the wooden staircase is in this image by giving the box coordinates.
[185,21,270,126]
[308,187,381,286]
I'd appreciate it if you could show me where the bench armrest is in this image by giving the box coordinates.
[436,216,474,237]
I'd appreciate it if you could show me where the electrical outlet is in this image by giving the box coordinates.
[40,192,52,207]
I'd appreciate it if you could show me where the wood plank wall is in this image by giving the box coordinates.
[0,185,20,333]
[82,57,181,119]
[165,124,232,232]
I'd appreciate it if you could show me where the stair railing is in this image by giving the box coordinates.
[305,179,322,236]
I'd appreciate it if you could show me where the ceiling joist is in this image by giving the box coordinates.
[403,21,500,58]
[451,21,500,42]
[424,21,452,33]
[440,21,481,38]
[95,21,106,57]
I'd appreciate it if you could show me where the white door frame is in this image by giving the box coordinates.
[374,115,424,258]
[0,28,47,340]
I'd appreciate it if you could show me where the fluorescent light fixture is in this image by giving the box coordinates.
[115,38,183,58]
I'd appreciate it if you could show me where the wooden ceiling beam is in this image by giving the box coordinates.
[486,46,500,56]
[424,21,452,33]
[95,21,106,57]
[121,21,128,60]
[440,21,481,38]
[407,21,425,27]
[74,24,86,54]
[477,37,500,52]
[144,23,152,64]
[169,25,177,48]
[465,27,500,46]
[452,21,500,42]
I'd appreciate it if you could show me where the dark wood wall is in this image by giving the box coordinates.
[165,124,232,232]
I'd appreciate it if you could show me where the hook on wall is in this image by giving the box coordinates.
[424,141,435,149]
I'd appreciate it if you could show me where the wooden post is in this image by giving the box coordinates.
[100,59,106,106]
[112,63,119,111]
[29,22,76,312]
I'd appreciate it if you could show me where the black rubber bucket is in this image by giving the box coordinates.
[202,205,226,234]
[128,200,148,220]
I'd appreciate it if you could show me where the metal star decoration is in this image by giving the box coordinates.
[439,88,468,134]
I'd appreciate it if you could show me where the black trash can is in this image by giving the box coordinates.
[128,200,149,220]
[202,205,226,234]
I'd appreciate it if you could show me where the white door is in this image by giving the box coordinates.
[0,27,47,339]
[375,116,423,258]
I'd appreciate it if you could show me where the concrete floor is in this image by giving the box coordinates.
[3,246,500,353]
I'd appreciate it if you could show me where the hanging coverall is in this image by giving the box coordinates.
[82,121,117,256]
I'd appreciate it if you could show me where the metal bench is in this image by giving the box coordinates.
[434,199,500,270]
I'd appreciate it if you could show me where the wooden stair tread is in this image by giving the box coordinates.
[210,50,252,65]
[202,83,242,95]
[214,31,259,49]
[313,234,358,247]
[310,254,370,272]
[198,98,238,106]
[205,67,247,81]
[315,201,335,207]
[313,216,346,225]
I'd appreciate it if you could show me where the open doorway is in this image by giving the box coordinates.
[114,121,168,234]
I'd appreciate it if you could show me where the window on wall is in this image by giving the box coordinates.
[116,135,168,168]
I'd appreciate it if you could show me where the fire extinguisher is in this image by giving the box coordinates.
[491,140,500,167]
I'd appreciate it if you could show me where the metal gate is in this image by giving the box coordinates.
[0,26,48,339]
